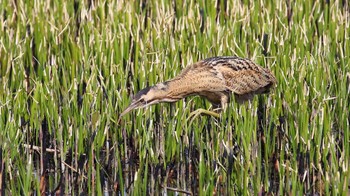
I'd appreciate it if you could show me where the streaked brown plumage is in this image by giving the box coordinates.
[120,56,276,117]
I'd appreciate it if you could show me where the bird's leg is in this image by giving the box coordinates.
[187,108,220,120]
[186,108,220,126]
[186,95,229,125]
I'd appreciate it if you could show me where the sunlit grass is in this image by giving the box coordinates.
[0,0,349,195]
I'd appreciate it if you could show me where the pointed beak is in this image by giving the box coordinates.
[119,100,143,118]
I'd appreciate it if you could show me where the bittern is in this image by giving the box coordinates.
[120,56,276,119]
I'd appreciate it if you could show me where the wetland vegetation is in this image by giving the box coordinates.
[0,0,349,195]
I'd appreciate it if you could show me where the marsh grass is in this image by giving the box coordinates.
[0,0,349,195]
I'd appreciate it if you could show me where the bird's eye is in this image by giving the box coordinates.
[139,98,150,105]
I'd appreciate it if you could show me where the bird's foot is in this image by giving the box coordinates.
[186,108,220,126]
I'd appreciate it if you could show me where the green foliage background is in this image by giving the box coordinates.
[0,0,349,195]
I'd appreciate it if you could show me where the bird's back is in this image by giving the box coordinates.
[173,56,276,102]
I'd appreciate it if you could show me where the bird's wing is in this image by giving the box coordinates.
[174,57,232,80]
[214,58,276,95]
[173,56,275,95]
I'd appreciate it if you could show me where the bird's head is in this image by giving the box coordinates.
[119,82,177,117]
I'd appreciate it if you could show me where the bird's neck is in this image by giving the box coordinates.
[160,79,198,100]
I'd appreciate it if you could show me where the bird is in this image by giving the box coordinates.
[119,56,276,119]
